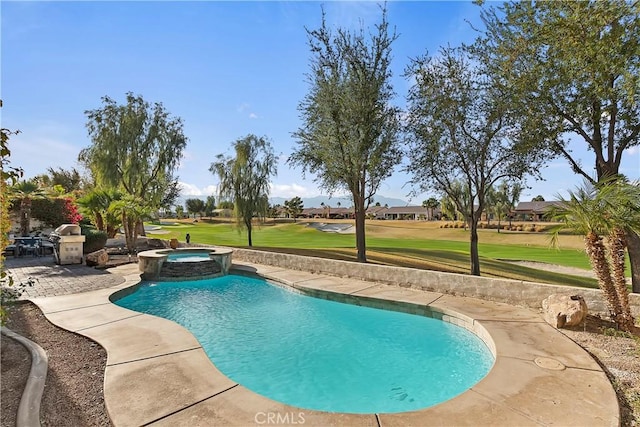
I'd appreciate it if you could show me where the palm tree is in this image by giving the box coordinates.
[548,179,640,331]
[77,188,122,237]
[108,195,152,254]
[321,202,330,219]
[11,180,46,236]
[422,197,439,221]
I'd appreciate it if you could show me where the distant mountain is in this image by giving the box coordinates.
[175,194,411,209]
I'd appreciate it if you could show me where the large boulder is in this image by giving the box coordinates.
[85,249,109,267]
[542,294,588,328]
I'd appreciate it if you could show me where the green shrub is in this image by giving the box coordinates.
[81,226,108,253]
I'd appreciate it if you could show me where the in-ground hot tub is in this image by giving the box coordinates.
[138,248,233,281]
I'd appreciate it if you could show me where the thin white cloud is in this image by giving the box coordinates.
[177,150,195,170]
[202,185,217,196]
[270,182,316,198]
[249,113,258,119]
[178,182,218,197]
[178,182,203,196]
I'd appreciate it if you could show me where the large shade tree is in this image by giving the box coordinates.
[185,198,206,219]
[289,7,402,263]
[79,93,187,250]
[210,135,277,247]
[477,0,640,291]
[405,47,547,276]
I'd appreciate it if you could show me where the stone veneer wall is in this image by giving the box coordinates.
[232,248,640,317]
[160,259,222,280]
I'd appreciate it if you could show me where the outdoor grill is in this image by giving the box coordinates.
[50,224,85,265]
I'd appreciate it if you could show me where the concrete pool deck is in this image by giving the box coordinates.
[23,261,618,426]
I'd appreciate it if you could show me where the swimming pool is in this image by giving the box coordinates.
[115,274,494,414]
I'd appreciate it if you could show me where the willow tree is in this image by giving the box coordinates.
[289,7,402,263]
[405,47,546,276]
[79,93,187,250]
[477,0,640,291]
[210,135,277,247]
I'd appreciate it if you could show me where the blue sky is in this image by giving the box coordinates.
[2,1,638,206]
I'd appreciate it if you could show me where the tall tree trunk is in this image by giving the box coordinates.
[137,220,146,237]
[246,219,253,247]
[624,229,640,294]
[95,212,105,232]
[584,232,623,324]
[122,213,135,254]
[354,197,367,263]
[20,198,31,236]
[610,228,635,331]
[470,218,480,276]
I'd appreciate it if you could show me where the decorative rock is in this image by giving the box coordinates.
[85,249,109,267]
[542,294,588,328]
[146,238,168,249]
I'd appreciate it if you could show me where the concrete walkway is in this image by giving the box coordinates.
[19,260,619,426]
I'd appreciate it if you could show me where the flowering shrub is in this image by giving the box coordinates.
[30,197,82,228]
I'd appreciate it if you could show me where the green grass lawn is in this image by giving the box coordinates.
[146,219,600,289]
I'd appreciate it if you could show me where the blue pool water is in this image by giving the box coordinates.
[115,275,494,414]
[166,252,210,262]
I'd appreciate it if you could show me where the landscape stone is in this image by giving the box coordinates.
[85,249,109,267]
[542,294,588,328]
[146,238,169,249]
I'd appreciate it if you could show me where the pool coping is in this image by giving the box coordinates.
[29,262,619,427]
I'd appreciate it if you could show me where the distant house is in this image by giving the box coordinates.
[513,201,563,221]
[211,208,233,218]
[300,208,324,218]
[383,206,430,221]
[300,206,354,219]
[366,206,388,219]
